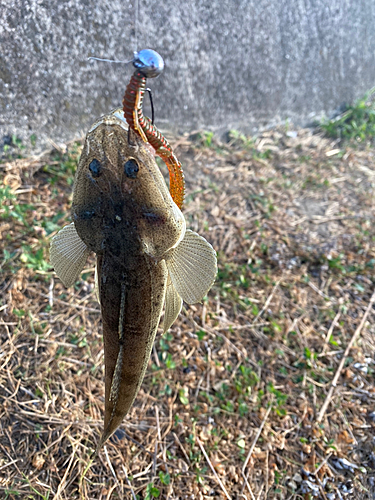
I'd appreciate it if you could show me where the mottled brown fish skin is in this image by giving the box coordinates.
[71,117,183,447]
[96,253,167,447]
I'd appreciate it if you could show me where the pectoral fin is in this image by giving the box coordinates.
[50,222,89,287]
[165,229,217,304]
[163,275,183,333]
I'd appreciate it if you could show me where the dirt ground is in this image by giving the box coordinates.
[1,125,375,499]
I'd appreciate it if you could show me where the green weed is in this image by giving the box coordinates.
[145,482,160,499]
[2,135,26,160]
[21,473,51,500]
[228,129,255,149]
[321,87,375,142]
[0,186,35,228]
[159,331,173,351]
[203,131,214,147]
[179,388,189,406]
[267,383,288,416]
[42,142,81,185]
[235,365,259,394]
[163,352,176,370]
[196,329,206,341]
[228,129,273,160]
[4,488,21,499]
[30,134,37,147]
[158,471,171,486]
[20,246,50,272]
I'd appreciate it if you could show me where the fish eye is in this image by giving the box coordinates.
[89,159,102,177]
[124,159,139,179]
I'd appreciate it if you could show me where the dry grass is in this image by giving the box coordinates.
[1,126,375,499]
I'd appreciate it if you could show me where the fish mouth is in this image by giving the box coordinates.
[88,108,129,133]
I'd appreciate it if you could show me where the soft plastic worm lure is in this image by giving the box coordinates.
[123,49,185,209]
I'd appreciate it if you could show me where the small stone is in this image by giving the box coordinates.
[293,472,303,483]
[110,428,126,443]
[302,443,312,454]
[32,454,45,470]
[287,480,297,490]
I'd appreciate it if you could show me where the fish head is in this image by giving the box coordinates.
[72,109,185,260]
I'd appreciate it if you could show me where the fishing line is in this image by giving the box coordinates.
[88,57,133,64]
[134,0,139,52]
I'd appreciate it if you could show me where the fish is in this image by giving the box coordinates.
[50,108,217,448]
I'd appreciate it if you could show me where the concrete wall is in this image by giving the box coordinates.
[1,0,375,150]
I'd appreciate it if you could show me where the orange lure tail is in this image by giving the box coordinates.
[122,51,185,209]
